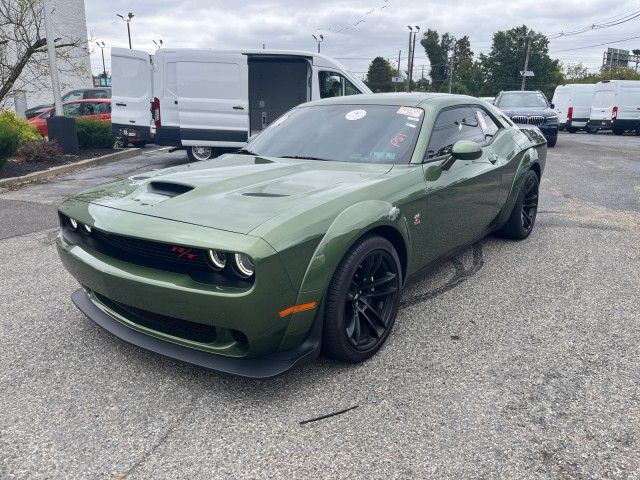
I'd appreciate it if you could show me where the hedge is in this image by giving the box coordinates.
[76,118,115,148]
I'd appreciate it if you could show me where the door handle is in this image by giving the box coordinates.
[174,100,178,105]
[233,106,245,111]
[116,103,127,107]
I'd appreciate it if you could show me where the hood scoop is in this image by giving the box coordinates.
[147,181,194,198]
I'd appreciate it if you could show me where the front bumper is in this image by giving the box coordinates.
[71,288,322,378]
[55,204,323,376]
[539,124,558,141]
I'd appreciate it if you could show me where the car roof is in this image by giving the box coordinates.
[302,92,484,109]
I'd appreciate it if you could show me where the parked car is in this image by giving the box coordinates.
[587,80,640,135]
[552,84,595,133]
[56,93,546,377]
[24,88,112,119]
[494,90,559,147]
[28,99,111,137]
[111,47,371,161]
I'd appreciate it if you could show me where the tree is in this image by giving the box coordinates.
[480,25,562,98]
[0,0,86,108]
[420,29,455,91]
[563,63,589,81]
[365,56,395,92]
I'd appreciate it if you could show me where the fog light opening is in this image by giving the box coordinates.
[231,329,248,348]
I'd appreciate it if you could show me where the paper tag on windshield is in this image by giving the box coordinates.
[397,106,423,117]
[345,109,367,121]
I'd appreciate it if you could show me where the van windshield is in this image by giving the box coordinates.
[246,104,424,164]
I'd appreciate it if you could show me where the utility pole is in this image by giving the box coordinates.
[521,33,532,90]
[43,0,63,116]
[395,49,401,92]
[406,27,413,93]
[410,26,419,90]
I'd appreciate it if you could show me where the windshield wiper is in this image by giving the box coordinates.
[280,155,331,161]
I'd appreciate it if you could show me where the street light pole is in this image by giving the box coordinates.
[312,34,324,53]
[117,12,134,49]
[96,42,106,79]
[43,0,63,116]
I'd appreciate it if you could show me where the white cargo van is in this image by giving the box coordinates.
[552,84,594,133]
[587,80,640,135]
[111,48,371,160]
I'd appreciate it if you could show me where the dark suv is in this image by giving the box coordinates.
[494,90,559,147]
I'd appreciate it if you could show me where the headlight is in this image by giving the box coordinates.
[207,250,227,270]
[233,253,255,278]
[68,218,78,230]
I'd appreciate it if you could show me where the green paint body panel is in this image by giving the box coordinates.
[56,93,546,373]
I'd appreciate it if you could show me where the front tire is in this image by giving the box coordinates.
[187,146,217,161]
[547,136,557,148]
[497,169,539,240]
[322,235,402,363]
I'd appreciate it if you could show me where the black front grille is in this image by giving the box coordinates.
[95,292,217,343]
[511,115,545,126]
[92,229,210,270]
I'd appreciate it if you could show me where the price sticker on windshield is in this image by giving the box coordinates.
[397,106,423,118]
[345,109,367,121]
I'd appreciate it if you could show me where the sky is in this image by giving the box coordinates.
[84,0,640,80]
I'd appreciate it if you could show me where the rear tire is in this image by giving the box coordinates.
[322,235,402,363]
[567,127,578,134]
[497,169,539,240]
[187,146,218,161]
[585,124,597,134]
[613,128,624,136]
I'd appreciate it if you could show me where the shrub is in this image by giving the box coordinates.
[15,139,63,163]
[0,111,42,145]
[0,122,20,168]
[76,118,115,148]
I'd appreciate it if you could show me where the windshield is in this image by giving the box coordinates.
[246,104,424,164]
[497,92,549,108]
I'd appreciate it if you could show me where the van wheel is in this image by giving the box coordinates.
[635,126,640,136]
[187,146,216,161]
[567,127,578,134]
[613,128,624,136]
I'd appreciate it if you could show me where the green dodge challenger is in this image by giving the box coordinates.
[57,93,546,377]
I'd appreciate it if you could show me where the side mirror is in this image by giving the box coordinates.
[451,140,483,161]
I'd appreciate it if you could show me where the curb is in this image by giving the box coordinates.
[0,148,142,189]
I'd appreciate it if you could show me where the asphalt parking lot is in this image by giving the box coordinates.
[1,133,639,479]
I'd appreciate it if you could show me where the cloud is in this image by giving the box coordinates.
[85,0,640,79]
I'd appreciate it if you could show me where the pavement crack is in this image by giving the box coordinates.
[114,394,200,479]
[401,242,484,309]
[299,405,359,425]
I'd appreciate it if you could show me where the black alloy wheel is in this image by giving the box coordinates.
[344,250,400,351]
[323,235,402,363]
[521,174,539,235]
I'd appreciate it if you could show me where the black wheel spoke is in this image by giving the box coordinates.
[362,285,398,298]
[368,272,397,289]
[358,304,385,338]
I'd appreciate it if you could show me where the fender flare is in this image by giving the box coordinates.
[297,200,411,295]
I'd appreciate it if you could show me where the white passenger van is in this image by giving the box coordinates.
[552,84,594,133]
[587,80,640,135]
[111,48,371,160]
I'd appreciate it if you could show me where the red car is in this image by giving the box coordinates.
[28,99,111,137]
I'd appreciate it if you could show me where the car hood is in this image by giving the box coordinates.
[71,154,394,234]
[500,107,556,117]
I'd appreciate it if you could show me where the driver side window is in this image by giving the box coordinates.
[425,107,486,160]
[319,71,362,98]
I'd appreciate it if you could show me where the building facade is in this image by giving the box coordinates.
[1,0,92,111]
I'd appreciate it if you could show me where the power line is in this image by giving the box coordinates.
[547,8,640,39]
[550,33,640,53]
